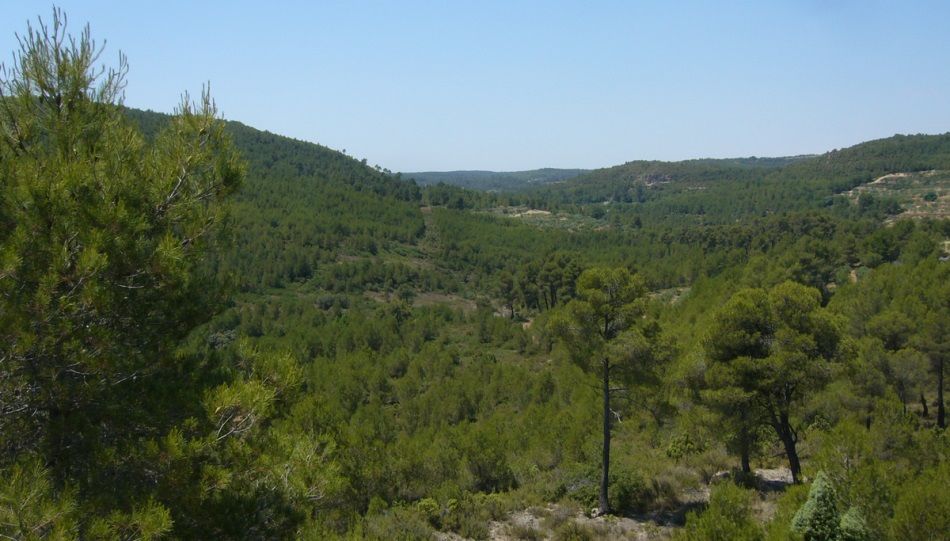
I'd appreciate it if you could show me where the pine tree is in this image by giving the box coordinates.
[550,266,655,515]
[705,282,844,482]
[0,5,242,502]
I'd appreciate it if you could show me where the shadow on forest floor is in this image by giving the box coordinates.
[482,468,795,540]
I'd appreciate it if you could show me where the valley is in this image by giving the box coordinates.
[1,8,948,541]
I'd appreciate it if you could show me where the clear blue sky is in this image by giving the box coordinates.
[3,1,949,171]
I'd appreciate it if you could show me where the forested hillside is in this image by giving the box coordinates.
[519,134,950,225]
[2,12,948,541]
[406,169,588,191]
[127,109,426,290]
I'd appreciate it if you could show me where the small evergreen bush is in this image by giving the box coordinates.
[791,472,840,541]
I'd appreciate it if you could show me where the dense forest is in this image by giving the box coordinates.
[1,11,948,541]
[405,169,588,192]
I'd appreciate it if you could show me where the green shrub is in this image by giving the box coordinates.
[509,522,544,540]
[360,506,433,541]
[650,474,682,512]
[473,491,510,521]
[733,468,759,489]
[675,482,762,541]
[608,469,652,514]
[764,484,809,541]
[438,496,491,539]
[552,464,599,509]
[837,507,870,541]
[445,512,489,540]
[553,520,596,541]
[889,463,950,540]
[666,433,704,461]
[791,471,839,541]
[415,497,440,528]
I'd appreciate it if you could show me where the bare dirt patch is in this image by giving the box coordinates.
[846,170,950,221]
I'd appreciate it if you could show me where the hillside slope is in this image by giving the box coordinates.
[525,133,950,225]
[33,108,942,541]
[406,168,588,191]
[126,108,426,289]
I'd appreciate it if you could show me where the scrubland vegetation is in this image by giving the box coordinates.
[1,10,947,541]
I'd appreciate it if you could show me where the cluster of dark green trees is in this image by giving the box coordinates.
[2,10,948,541]
[407,168,587,192]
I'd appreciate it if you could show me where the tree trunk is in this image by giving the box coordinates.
[921,392,929,418]
[740,446,751,474]
[599,358,611,515]
[780,433,801,483]
[739,425,751,473]
[775,413,801,483]
[938,358,945,429]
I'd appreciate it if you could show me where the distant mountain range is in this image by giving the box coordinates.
[403,168,589,191]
